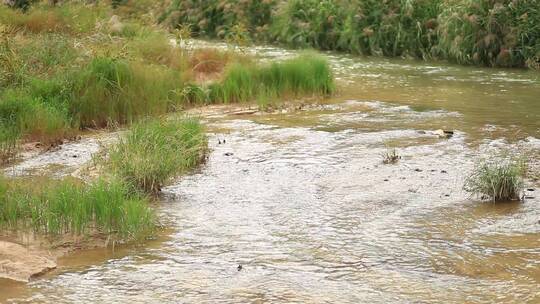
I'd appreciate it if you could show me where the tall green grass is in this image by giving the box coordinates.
[0,177,155,241]
[464,156,527,202]
[107,118,207,193]
[210,54,334,104]
[161,0,275,40]
[163,0,540,69]
[0,87,72,144]
[72,57,182,128]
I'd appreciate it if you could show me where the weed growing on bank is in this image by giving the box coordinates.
[107,118,207,193]
[0,177,155,241]
[72,57,182,128]
[210,54,335,104]
[464,156,527,202]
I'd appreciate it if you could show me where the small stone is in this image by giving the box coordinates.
[433,129,454,139]
[414,168,423,172]
[441,170,448,174]
[526,188,535,192]
[237,265,243,271]
[224,152,234,156]
[384,179,389,182]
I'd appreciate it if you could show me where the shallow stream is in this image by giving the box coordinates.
[2,41,539,303]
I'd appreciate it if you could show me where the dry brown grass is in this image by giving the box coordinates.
[0,9,68,33]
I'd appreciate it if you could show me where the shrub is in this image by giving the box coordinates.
[107,118,207,193]
[0,177,155,241]
[464,156,527,202]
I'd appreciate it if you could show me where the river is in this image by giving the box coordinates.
[1,41,539,303]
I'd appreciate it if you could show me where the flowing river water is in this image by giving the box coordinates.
[1,41,540,303]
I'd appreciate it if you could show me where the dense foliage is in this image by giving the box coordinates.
[162,0,540,68]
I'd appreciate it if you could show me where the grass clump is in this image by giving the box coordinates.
[0,177,155,241]
[464,156,527,202]
[211,54,334,104]
[107,118,207,193]
[72,57,182,128]
[382,148,401,164]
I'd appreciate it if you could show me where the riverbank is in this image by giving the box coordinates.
[0,0,335,282]
[161,0,540,69]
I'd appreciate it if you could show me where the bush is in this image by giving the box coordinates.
[107,118,207,193]
[0,177,155,241]
[464,156,527,202]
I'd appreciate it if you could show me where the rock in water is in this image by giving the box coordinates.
[0,241,56,282]
[433,129,454,139]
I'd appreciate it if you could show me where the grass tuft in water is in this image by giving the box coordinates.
[382,148,401,165]
[464,156,527,202]
[107,118,207,193]
[0,177,155,241]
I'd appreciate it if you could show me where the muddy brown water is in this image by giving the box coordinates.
[1,42,540,303]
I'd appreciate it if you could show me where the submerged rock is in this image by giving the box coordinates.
[433,129,454,139]
[0,241,56,282]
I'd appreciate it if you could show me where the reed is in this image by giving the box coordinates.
[163,0,540,69]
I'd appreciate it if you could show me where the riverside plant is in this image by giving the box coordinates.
[162,0,540,69]
[0,177,155,241]
[209,54,335,104]
[106,118,208,193]
[464,156,527,202]
[382,148,401,165]
[0,2,336,163]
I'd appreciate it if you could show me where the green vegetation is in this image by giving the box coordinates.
[72,57,182,128]
[0,1,334,247]
[210,54,334,104]
[0,1,334,161]
[0,177,155,241]
[162,0,540,69]
[107,118,207,193]
[464,156,527,202]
